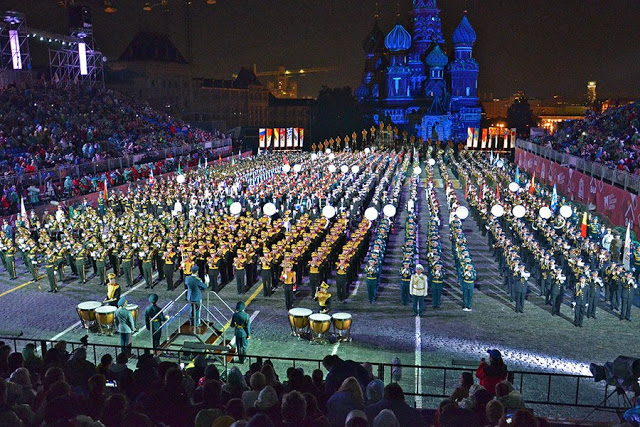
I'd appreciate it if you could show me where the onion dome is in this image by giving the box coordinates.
[452,14,476,46]
[384,23,412,52]
[425,45,448,67]
[363,20,385,54]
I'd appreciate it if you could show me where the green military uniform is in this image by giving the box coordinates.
[431,263,445,308]
[95,246,107,286]
[45,250,58,292]
[145,293,166,350]
[365,259,379,304]
[120,245,134,288]
[164,246,176,291]
[462,264,476,310]
[74,244,86,283]
[230,301,251,364]
[141,246,154,289]
[5,244,17,279]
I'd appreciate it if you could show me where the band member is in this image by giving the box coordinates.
[45,248,59,293]
[234,251,246,295]
[315,281,332,314]
[104,272,121,306]
[281,263,296,310]
[164,244,176,291]
[620,271,637,321]
[573,275,587,327]
[462,264,476,311]
[365,259,379,304]
[261,250,272,297]
[400,260,412,306]
[186,265,207,331]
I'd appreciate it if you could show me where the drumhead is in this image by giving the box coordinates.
[95,306,116,314]
[309,313,331,322]
[289,308,312,317]
[126,304,139,310]
[77,301,102,310]
[332,312,352,320]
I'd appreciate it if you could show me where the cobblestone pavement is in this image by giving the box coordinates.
[0,162,636,422]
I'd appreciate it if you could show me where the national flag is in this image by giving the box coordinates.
[529,173,535,195]
[464,181,468,199]
[283,154,289,165]
[103,178,108,205]
[218,154,222,164]
[580,212,588,238]
[205,158,208,169]
[550,184,558,212]
[231,152,235,166]
[198,158,202,169]
[515,166,520,185]
[494,153,500,166]
[178,162,182,174]
[623,222,632,270]
[496,185,500,201]
[149,169,155,187]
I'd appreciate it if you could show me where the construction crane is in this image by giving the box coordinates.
[234,64,340,99]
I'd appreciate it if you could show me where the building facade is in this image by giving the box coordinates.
[355,0,481,141]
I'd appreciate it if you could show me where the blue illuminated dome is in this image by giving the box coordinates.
[425,45,448,67]
[384,23,412,52]
[452,14,476,46]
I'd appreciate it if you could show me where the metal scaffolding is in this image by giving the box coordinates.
[49,28,104,89]
[0,11,31,71]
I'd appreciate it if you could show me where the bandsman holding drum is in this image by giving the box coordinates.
[104,272,121,306]
[315,281,332,314]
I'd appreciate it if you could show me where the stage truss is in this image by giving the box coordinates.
[0,11,31,71]
[49,28,104,89]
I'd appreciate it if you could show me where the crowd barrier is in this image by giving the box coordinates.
[515,141,640,237]
[0,335,624,412]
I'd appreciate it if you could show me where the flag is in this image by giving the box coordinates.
[623,222,632,271]
[103,178,108,205]
[580,212,588,238]
[178,162,182,174]
[149,169,155,187]
[496,185,500,201]
[218,154,222,164]
[550,184,558,212]
[465,181,468,199]
[231,152,235,166]
[515,166,520,185]
[489,152,494,165]
[198,158,202,169]
[494,153,500,166]
[205,158,207,169]
[20,197,28,228]
[283,154,289,165]
[529,173,535,195]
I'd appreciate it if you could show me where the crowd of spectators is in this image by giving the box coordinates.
[0,81,219,178]
[0,341,559,427]
[533,102,640,173]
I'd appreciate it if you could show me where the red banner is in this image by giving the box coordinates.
[515,149,640,236]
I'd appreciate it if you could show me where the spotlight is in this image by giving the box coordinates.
[143,2,152,11]
[207,0,217,4]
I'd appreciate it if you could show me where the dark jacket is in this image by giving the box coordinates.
[364,398,425,427]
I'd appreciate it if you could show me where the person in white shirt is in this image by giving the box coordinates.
[410,264,428,316]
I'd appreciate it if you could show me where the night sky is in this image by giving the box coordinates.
[5,0,640,100]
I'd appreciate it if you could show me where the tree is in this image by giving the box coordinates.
[507,94,536,137]
[310,86,366,145]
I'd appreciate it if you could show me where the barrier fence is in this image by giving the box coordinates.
[0,335,625,411]
[0,139,233,189]
[517,139,640,195]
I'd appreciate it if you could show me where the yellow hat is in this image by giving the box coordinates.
[320,281,329,289]
[108,272,117,280]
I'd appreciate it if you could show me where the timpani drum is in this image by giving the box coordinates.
[76,301,102,329]
[288,308,312,337]
[309,313,331,342]
[126,304,139,328]
[332,312,352,342]
[95,306,116,335]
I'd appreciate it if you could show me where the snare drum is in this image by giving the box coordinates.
[288,308,312,336]
[95,306,116,335]
[332,312,352,341]
[76,301,102,329]
[126,304,139,328]
[309,313,331,342]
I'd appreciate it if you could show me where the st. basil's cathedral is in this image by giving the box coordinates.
[355,0,481,142]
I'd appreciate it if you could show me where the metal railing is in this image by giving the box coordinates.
[516,139,640,195]
[0,138,233,189]
[0,334,627,412]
